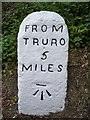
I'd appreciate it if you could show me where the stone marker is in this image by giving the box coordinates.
[18,11,69,115]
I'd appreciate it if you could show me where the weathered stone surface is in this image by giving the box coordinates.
[18,11,69,115]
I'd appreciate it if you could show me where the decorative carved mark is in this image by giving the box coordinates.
[33,84,51,100]
[46,90,51,96]
[36,84,46,87]
[41,91,43,100]
[33,90,39,96]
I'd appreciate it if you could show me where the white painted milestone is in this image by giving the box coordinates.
[18,11,69,115]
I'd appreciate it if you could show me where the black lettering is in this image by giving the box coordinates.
[25,25,30,32]
[57,65,63,72]
[23,38,29,45]
[42,39,48,45]
[22,64,32,71]
[33,38,39,46]
[51,39,57,46]
[60,38,65,45]
[41,65,46,72]
[52,25,63,32]
[41,51,49,60]
[41,25,47,32]
[32,25,37,32]
[35,64,37,71]
[48,64,53,72]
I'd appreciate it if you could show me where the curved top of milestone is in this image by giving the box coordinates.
[18,11,66,38]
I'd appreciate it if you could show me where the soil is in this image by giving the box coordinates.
[2,48,90,119]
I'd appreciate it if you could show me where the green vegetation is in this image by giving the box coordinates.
[2,2,90,63]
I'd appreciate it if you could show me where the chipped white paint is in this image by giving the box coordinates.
[18,11,69,115]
